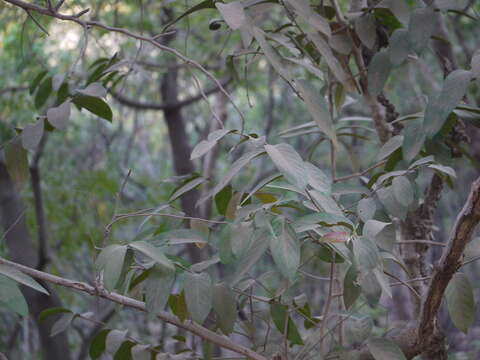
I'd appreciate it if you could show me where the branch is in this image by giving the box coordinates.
[416,176,480,348]
[0,256,267,360]
[110,77,231,111]
[2,0,245,127]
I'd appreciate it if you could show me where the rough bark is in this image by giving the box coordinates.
[0,162,71,360]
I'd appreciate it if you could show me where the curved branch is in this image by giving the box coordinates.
[110,77,231,111]
[0,256,267,360]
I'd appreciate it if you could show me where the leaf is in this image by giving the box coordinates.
[168,291,188,322]
[407,7,436,53]
[368,49,393,96]
[286,0,331,38]
[428,164,456,178]
[5,137,29,186]
[129,241,175,271]
[39,307,72,323]
[357,198,376,222]
[265,143,308,190]
[376,135,403,161]
[435,0,470,10]
[190,129,232,160]
[367,338,407,360]
[364,220,395,252]
[0,274,28,316]
[345,314,373,345]
[184,272,213,324]
[0,264,49,295]
[212,283,236,335]
[150,229,208,246]
[424,70,472,137]
[295,79,337,144]
[215,185,233,215]
[343,266,361,310]
[47,100,71,130]
[445,272,475,333]
[52,73,66,92]
[169,176,206,202]
[376,0,410,26]
[403,118,425,162]
[472,49,480,79]
[358,271,382,306]
[145,266,175,314]
[270,303,304,345]
[305,162,331,193]
[352,237,380,272]
[232,231,269,284]
[34,76,52,109]
[95,245,128,290]
[77,82,107,97]
[73,95,113,122]
[388,29,410,66]
[269,219,300,281]
[50,312,75,337]
[292,212,353,233]
[30,70,48,94]
[190,219,210,248]
[89,329,111,359]
[164,0,215,31]
[198,148,265,204]
[355,14,376,49]
[216,1,246,30]
[22,119,44,150]
[377,186,408,220]
[106,329,128,354]
[392,176,414,207]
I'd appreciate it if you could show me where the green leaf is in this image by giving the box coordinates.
[50,312,75,337]
[392,176,414,207]
[34,76,53,109]
[377,135,403,161]
[95,245,128,290]
[168,291,188,322]
[212,283,237,335]
[388,28,410,65]
[0,274,28,316]
[368,49,393,96]
[355,13,376,49]
[145,266,175,314]
[353,237,380,272]
[22,119,44,150]
[269,220,300,281]
[367,338,407,360]
[357,197,376,222]
[30,70,48,94]
[47,100,71,130]
[343,266,361,310]
[270,303,304,345]
[5,137,29,186]
[114,341,136,360]
[169,176,206,203]
[73,95,113,122]
[190,129,232,160]
[163,0,215,31]
[407,7,436,53]
[402,118,425,162]
[215,185,233,216]
[129,241,174,271]
[265,143,308,190]
[376,0,410,26]
[295,79,337,144]
[39,307,72,323]
[0,264,49,295]
[445,272,475,333]
[198,148,265,204]
[424,70,472,137]
[216,1,246,30]
[89,329,111,359]
[184,272,213,324]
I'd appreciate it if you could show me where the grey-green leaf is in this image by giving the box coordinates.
[368,50,393,96]
[184,272,213,324]
[22,119,44,150]
[95,245,127,290]
[389,29,410,66]
[355,14,376,50]
[145,266,175,314]
[216,1,246,30]
[357,198,376,223]
[424,70,472,137]
[169,177,207,202]
[129,241,175,271]
[0,264,49,295]
[50,313,75,337]
[445,272,475,333]
[191,129,232,160]
[265,143,308,190]
[212,283,236,335]
[47,100,71,130]
[407,7,436,53]
[392,176,414,207]
[363,220,395,252]
[77,82,107,97]
[295,79,337,144]
[0,274,28,316]
[403,118,425,162]
[472,49,480,79]
[353,237,380,272]
[367,338,407,360]
[376,135,403,161]
[270,220,300,281]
